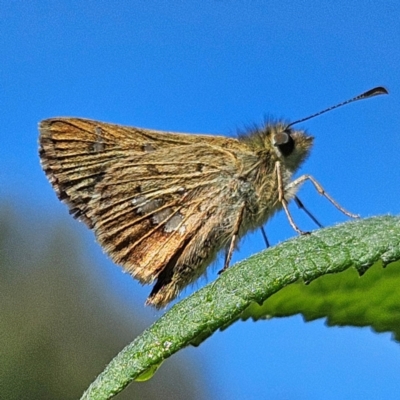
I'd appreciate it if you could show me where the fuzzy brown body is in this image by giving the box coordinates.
[39,118,313,307]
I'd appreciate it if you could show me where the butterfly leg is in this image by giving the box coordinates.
[275,161,308,235]
[260,197,320,249]
[286,175,359,219]
[293,196,323,228]
[218,202,246,274]
[260,226,270,248]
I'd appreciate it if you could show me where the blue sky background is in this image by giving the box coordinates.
[2,2,400,399]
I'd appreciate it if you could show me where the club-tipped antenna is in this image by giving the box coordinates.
[287,86,388,128]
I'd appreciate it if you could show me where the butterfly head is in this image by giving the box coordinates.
[268,122,314,172]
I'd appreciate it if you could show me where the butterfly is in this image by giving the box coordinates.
[38,87,387,308]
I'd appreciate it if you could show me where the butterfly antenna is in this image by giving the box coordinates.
[287,86,388,128]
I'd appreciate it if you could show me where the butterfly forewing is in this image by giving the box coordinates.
[39,118,249,307]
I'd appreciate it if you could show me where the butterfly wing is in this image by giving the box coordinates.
[39,118,226,225]
[39,118,249,307]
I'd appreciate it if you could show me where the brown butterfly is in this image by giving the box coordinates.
[38,87,387,308]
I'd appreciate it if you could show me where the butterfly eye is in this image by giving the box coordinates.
[274,130,294,156]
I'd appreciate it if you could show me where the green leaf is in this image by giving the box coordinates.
[241,260,400,335]
[81,216,400,400]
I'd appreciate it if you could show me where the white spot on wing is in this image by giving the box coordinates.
[132,196,163,214]
[152,208,173,224]
[164,212,184,233]
[93,127,105,152]
[143,143,156,152]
